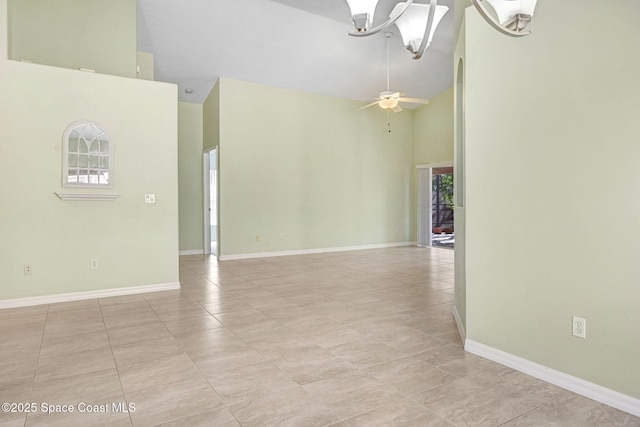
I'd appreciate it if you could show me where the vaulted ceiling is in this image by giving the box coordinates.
[136,0,455,106]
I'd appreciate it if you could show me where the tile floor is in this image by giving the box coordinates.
[0,247,637,426]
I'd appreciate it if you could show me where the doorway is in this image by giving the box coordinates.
[203,149,218,256]
[431,167,454,248]
[416,162,454,248]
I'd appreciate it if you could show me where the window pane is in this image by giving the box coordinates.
[100,139,109,154]
[79,139,89,153]
[100,156,109,169]
[89,140,99,153]
[63,121,111,187]
[69,135,80,153]
[85,125,102,141]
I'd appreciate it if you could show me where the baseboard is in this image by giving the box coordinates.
[452,304,466,343]
[464,339,640,417]
[218,242,416,261]
[179,249,205,256]
[0,282,181,310]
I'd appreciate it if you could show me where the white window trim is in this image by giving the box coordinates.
[62,120,114,189]
[55,193,120,201]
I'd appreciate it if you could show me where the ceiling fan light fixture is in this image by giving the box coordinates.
[357,33,429,113]
[392,1,449,59]
[345,0,380,32]
[472,0,537,37]
[379,93,399,110]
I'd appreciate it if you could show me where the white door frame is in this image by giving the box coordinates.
[203,148,218,257]
[416,161,454,247]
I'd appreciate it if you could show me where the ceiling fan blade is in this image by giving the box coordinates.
[358,101,380,111]
[393,105,403,113]
[398,97,430,105]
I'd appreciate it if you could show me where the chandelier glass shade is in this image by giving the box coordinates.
[345,0,448,60]
[392,2,449,58]
[472,0,538,36]
[345,0,380,32]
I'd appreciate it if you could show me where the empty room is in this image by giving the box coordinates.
[0,0,638,425]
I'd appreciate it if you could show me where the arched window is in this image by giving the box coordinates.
[62,121,113,188]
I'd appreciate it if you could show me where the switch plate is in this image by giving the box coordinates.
[144,194,156,204]
[91,259,99,270]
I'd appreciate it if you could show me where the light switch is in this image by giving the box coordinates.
[145,194,156,204]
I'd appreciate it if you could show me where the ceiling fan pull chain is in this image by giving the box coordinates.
[356,31,428,113]
[386,33,391,91]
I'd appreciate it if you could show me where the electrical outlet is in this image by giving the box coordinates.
[144,194,156,204]
[24,264,32,275]
[278,233,284,240]
[91,259,99,270]
[572,316,586,339]
[256,234,261,242]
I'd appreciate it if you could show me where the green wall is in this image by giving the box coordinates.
[453,3,468,334]
[178,102,204,253]
[464,2,640,398]
[454,0,472,37]
[203,81,220,152]
[414,87,454,165]
[8,0,137,77]
[211,78,416,257]
[0,1,179,300]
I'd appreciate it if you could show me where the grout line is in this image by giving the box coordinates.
[22,305,49,426]
[98,301,135,427]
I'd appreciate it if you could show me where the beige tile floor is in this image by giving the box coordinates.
[0,246,638,426]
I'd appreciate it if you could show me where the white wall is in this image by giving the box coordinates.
[0,0,179,301]
[453,4,468,333]
[211,78,415,257]
[8,0,137,77]
[463,1,640,399]
[414,87,454,165]
[178,102,204,253]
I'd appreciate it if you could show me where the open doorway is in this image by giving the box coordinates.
[416,162,454,248]
[432,167,454,248]
[203,149,218,256]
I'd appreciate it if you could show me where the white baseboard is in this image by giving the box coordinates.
[218,242,416,261]
[465,339,640,417]
[452,304,466,343]
[0,282,181,310]
[179,249,205,256]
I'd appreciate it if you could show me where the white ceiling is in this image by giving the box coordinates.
[136,0,455,106]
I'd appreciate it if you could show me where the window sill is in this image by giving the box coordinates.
[55,193,120,201]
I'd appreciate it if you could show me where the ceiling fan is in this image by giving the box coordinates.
[359,32,429,113]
